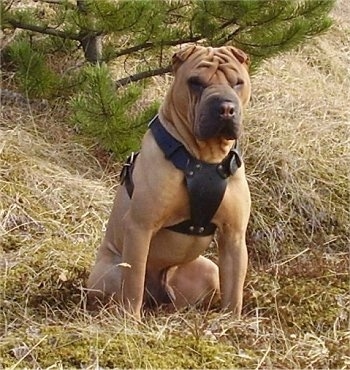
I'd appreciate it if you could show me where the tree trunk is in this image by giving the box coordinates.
[77,0,103,64]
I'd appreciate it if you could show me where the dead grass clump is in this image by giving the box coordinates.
[0,113,114,323]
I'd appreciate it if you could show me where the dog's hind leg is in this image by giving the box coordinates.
[166,255,220,309]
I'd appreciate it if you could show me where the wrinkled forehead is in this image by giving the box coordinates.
[180,47,245,84]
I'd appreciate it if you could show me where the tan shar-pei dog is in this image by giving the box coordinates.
[87,45,251,320]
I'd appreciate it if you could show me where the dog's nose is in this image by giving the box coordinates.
[219,101,235,119]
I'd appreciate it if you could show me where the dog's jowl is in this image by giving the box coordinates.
[87,45,252,320]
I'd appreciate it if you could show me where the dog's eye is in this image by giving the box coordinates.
[188,77,205,93]
[233,78,244,91]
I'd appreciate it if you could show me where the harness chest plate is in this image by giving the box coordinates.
[120,116,242,236]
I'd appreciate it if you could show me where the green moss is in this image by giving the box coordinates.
[0,325,246,368]
[245,268,348,331]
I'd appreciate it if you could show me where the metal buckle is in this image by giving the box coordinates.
[119,151,137,184]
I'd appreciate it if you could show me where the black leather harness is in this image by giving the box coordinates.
[120,116,242,236]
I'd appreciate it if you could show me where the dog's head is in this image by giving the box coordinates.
[165,45,251,141]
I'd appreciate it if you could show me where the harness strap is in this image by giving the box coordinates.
[148,116,192,171]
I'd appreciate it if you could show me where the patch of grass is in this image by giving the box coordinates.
[243,18,350,262]
[1,321,248,368]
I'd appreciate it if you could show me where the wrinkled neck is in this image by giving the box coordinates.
[159,105,234,163]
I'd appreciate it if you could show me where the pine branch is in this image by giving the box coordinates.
[110,36,203,60]
[6,17,201,62]
[217,26,241,46]
[36,0,75,6]
[233,38,294,55]
[115,65,172,88]
[246,7,286,28]
[233,26,304,58]
[7,19,81,41]
[38,0,63,3]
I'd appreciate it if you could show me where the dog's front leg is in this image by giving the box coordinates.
[217,229,248,318]
[121,221,152,320]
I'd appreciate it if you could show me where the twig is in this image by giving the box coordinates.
[115,65,172,88]
[276,248,310,267]
[255,343,272,370]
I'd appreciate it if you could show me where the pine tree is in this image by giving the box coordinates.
[1,0,335,157]
[71,64,159,156]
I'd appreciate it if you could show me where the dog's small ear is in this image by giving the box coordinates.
[227,46,250,67]
[172,45,198,73]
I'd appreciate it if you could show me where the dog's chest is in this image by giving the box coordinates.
[121,116,242,237]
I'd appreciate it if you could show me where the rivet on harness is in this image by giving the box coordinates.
[119,116,242,236]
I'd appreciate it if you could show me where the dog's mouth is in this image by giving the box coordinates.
[195,123,241,141]
[217,122,241,140]
[194,98,242,141]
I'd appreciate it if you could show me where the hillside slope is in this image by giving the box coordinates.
[0,1,349,368]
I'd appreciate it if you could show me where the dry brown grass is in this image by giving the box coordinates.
[1,1,349,368]
[244,18,349,262]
